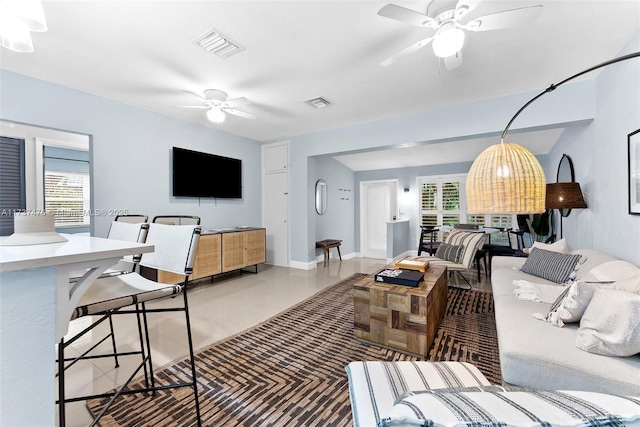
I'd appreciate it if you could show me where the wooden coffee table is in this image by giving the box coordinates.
[353,265,448,357]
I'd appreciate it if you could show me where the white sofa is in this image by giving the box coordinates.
[491,248,640,395]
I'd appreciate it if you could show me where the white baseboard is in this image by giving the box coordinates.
[385,250,415,264]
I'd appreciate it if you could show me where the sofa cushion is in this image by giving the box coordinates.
[435,242,463,263]
[570,249,617,280]
[381,389,640,427]
[576,289,640,357]
[520,248,584,284]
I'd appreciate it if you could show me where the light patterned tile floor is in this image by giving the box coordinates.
[58,256,492,426]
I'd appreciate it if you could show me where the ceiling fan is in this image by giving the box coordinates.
[378,0,543,70]
[177,89,257,123]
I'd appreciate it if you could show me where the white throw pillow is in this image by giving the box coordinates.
[576,289,640,357]
[533,281,599,327]
[531,238,569,254]
[585,260,640,282]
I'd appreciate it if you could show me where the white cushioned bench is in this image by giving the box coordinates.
[345,361,490,427]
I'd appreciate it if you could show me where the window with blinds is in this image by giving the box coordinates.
[420,173,517,244]
[0,137,26,236]
[419,175,464,239]
[44,171,90,226]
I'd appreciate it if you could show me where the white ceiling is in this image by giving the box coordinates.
[1,1,638,169]
[334,128,563,171]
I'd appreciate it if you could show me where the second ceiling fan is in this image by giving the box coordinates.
[177,89,257,123]
[378,0,543,70]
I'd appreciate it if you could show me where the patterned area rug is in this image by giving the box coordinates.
[87,273,500,426]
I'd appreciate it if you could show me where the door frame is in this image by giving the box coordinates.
[359,179,399,259]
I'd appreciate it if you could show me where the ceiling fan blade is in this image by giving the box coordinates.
[443,51,463,71]
[381,36,435,67]
[223,97,251,108]
[224,108,257,120]
[180,90,207,101]
[454,0,481,20]
[176,105,209,109]
[378,4,437,28]
[465,5,543,32]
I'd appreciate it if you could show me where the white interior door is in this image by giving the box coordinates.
[361,180,398,259]
[264,171,289,266]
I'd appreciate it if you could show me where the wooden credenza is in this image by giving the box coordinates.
[153,228,266,284]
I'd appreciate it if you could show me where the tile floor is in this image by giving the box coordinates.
[59,257,492,426]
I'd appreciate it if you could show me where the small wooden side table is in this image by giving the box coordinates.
[315,239,342,267]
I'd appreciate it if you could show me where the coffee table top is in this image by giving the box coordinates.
[356,264,447,295]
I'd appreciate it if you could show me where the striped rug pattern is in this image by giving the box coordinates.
[87,273,500,426]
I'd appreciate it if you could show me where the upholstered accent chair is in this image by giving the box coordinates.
[425,229,487,289]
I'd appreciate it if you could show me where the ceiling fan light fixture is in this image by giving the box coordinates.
[206,106,226,123]
[0,12,34,52]
[3,0,47,32]
[432,26,465,58]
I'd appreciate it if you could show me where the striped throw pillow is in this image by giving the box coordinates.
[435,242,463,263]
[520,247,584,284]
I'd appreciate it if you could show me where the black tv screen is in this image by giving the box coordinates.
[172,147,242,198]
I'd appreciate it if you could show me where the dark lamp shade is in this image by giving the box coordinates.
[545,183,587,209]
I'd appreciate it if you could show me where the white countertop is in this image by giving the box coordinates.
[0,234,154,272]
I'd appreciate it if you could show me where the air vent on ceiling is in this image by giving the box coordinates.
[304,97,332,109]
[192,28,245,59]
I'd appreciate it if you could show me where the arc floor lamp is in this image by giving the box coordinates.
[467,50,640,215]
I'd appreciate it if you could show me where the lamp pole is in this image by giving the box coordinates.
[501,51,640,142]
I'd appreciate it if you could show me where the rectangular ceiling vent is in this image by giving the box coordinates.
[304,97,332,109]
[192,28,245,59]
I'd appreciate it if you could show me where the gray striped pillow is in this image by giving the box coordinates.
[435,243,463,263]
[520,248,584,284]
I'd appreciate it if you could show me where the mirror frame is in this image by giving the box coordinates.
[556,154,576,217]
[315,179,328,215]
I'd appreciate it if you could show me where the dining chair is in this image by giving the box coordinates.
[57,223,202,427]
[114,214,148,224]
[152,215,201,225]
[417,225,441,256]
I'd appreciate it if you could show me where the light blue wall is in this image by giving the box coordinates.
[314,156,355,257]
[287,81,595,264]
[0,70,262,237]
[545,30,640,265]
[354,156,550,253]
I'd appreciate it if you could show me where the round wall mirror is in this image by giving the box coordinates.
[315,179,328,215]
[556,154,575,217]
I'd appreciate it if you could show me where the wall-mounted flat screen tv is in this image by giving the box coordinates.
[172,147,242,198]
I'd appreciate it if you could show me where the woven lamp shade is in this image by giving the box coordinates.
[545,183,587,209]
[466,142,546,214]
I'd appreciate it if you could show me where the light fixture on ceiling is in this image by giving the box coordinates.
[206,106,226,123]
[0,0,48,53]
[466,50,640,214]
[432,24,465,58]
